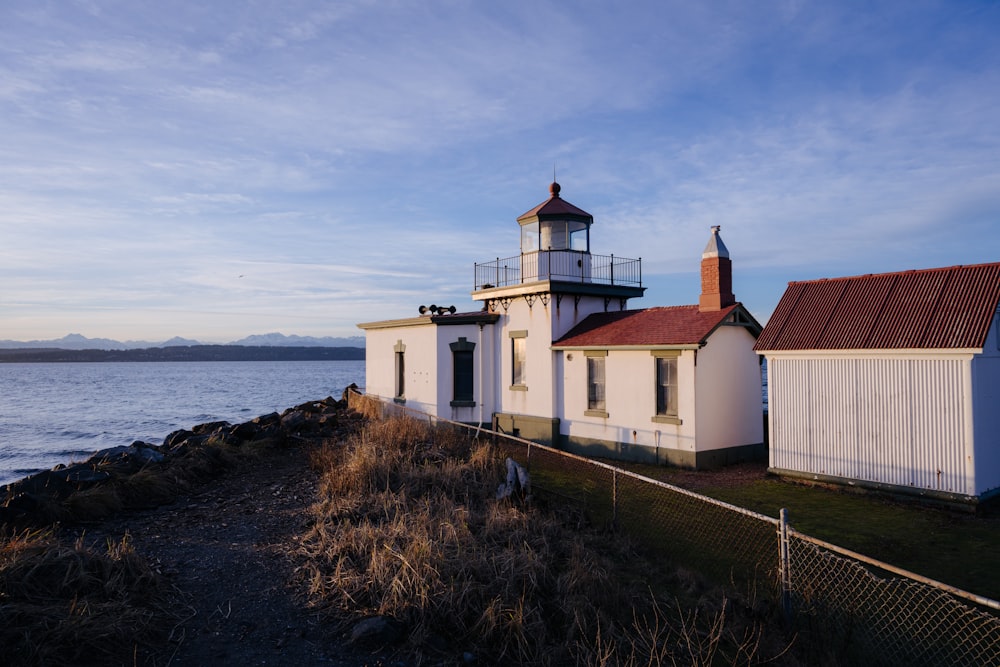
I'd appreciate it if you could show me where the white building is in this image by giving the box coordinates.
[755,263,1000,505]
[359,183,764,467]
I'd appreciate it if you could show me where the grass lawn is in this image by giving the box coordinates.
[621,462,1000,603]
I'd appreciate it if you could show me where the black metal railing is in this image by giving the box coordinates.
[474,251,641,290]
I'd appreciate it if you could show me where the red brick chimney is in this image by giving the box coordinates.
[699,226,735,312]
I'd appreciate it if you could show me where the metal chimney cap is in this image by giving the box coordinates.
[702,225,730,259]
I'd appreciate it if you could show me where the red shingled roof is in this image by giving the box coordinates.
[553,304,743,347]
[517,184,592,222]
[755,263,1000,351]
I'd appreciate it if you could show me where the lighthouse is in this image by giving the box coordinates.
[471,182,645,443]
[359,180,763,468]
[473,182,644,325]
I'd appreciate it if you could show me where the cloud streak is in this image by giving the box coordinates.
[1,0,998,339]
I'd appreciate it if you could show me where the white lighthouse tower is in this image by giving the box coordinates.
[472,182,644,443]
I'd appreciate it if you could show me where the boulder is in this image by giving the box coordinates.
[127,441,165,464]
[252,412,281,427]
[191,420,231,435]
[280,410,307,431]
[164,429,194,449]
[228,421,262,442]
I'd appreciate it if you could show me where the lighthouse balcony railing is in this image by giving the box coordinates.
[474,251,641,290]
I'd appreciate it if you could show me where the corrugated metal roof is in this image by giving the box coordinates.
[553,304,743,347]
[755,263,1000,351]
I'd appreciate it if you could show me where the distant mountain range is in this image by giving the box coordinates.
[0,332,365,350]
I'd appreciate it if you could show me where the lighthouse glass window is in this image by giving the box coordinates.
[568,221,588,252]
[656,357,677,416]
[520,222,539,253]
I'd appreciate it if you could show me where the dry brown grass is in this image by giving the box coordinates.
[0,528,175,666]
[298,415,789,666]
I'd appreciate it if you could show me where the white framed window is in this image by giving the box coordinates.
[585,350,608,417]
[450,337,475,407]
[651,351,681,425]
[393,340,406,401]
[510,330,527,389]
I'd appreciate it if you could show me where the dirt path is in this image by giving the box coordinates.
[73,444,384,667]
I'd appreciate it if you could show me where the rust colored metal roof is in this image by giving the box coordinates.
[553,304,743,347]
[517,182,592,222]
[755,263,1000,351]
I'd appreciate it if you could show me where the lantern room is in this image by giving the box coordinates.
[517,182,592,254]
[473,182,643,294]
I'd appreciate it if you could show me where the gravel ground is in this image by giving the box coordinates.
[73,443,394,667]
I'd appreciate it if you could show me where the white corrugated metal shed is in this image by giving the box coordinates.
[756,262,1000,505]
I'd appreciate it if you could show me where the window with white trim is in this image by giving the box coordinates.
[510,330,527,388]
[585,350,608,417]
[393,340,406,401]
[652,351,681,424]
[450,337,475,406]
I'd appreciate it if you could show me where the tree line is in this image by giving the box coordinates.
[0,345,365,363]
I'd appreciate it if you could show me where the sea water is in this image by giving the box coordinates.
[0,360,365,486]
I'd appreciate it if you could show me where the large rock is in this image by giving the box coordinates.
[191,420,231,435]
[164,429,194,449]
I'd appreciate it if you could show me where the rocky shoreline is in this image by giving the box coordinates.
[0,385,392,667]
[1,386,359,530]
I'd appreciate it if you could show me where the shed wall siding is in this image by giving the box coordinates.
[972,317,1000,496]
[769,355,974,496]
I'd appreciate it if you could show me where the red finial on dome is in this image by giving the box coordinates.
[549,181,561,197]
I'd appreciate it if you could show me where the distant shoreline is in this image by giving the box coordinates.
[0,345,365,363]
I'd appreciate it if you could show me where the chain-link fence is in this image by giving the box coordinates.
[347,392,1000,665]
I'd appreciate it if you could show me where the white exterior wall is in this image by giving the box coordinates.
[550,296,618,340]
[971,314,1000,497]
[435,323,498,425]
[766,352,977,497]
[390,324,440,415]
[363,323,434,403]
[559,348,698,453]
[496,295,618,419]
[497,300,544,417]
[694,326,764,450]
[363,319,500,422]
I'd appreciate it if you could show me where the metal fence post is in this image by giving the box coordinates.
[779,508,792,623]
[612,469,619,528]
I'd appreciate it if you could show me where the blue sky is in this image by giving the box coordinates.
[2,1,998,342]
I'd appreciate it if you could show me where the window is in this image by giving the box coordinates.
[450,337,475,407]
[585,350,607,416]
[652,352,679,424]
[510,330,527,389]
[393,340,406,402]
[520,222,539,253]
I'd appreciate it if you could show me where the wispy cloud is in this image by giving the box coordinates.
[1,0,998,339]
